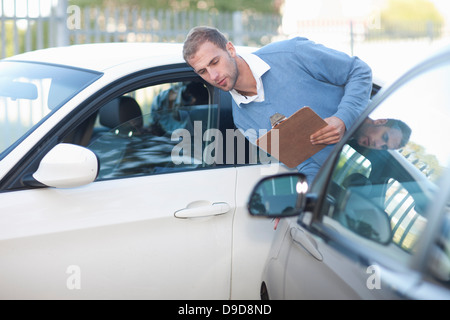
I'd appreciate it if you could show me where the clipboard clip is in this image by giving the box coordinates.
[270,113,287,128]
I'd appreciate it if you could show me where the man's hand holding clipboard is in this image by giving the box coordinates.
[256,107,330,168]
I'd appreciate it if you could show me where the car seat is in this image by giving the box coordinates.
[99,96,143,130]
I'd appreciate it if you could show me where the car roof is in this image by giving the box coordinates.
[4,42,260,75]
[4,42,186,72]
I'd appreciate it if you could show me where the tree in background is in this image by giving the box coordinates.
[378,0,444,39]
[400,141,443,181]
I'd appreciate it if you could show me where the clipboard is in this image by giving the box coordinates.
[256,107,328,168]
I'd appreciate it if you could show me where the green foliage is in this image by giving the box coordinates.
[401,141,443,181]
[69,0,279,14]
[0,21,49,57]
[381,0,444,24]
[378,0,444,39]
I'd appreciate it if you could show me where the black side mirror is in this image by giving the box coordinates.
[247,173,308,218]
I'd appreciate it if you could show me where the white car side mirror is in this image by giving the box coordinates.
[32,143,99,188]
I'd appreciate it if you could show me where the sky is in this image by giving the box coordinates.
[0,0,54,17]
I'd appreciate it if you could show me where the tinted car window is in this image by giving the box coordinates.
[87,80,218,179]
[320,61,450,265]
[429,206,450,288]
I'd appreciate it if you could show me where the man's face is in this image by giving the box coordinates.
[187,41,239,92]
[355,121,403,150]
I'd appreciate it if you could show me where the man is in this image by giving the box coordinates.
[183,26,372,183]
[353,118,411,150]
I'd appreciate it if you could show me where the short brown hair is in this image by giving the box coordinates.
[183,26,228,64]
[385,119,412,148]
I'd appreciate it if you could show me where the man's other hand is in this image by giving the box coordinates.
[310,116,345,145]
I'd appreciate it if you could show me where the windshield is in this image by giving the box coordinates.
[0,61,102,159]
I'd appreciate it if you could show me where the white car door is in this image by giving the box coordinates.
[0,76,238,299]
[0,167,236,299]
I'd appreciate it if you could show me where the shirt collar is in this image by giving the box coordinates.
[230,53,270,106]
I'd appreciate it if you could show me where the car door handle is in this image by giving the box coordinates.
[290,227,323,261]
[174,202,231,219]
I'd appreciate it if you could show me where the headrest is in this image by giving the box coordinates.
[99,96,143,129]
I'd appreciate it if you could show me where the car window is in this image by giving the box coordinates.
[385,178,427,252]
[0,61,101,160]
[428,203,450,289]
[320,61,450,265]
[84,80,219,180]
[332,144,372,185]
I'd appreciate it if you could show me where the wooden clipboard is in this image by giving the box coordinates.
[256,107,328,168]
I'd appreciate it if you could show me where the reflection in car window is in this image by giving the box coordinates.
[321,61,450,264]
[0,61,101,159]
[87,80,217,180]
[429,207,450,289]
[385,179,427,252]
[332,145,372,185]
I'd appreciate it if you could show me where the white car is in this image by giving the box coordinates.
[248,46,450,299]
[0,43,293,299]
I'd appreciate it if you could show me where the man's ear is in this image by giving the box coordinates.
[373,119,388,125]
[226,41,236,57]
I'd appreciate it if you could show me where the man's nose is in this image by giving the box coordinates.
[209,68,220,81]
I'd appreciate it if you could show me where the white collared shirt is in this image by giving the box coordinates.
[230,52,270,107]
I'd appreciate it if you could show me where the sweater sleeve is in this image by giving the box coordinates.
[294,38,373,130]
